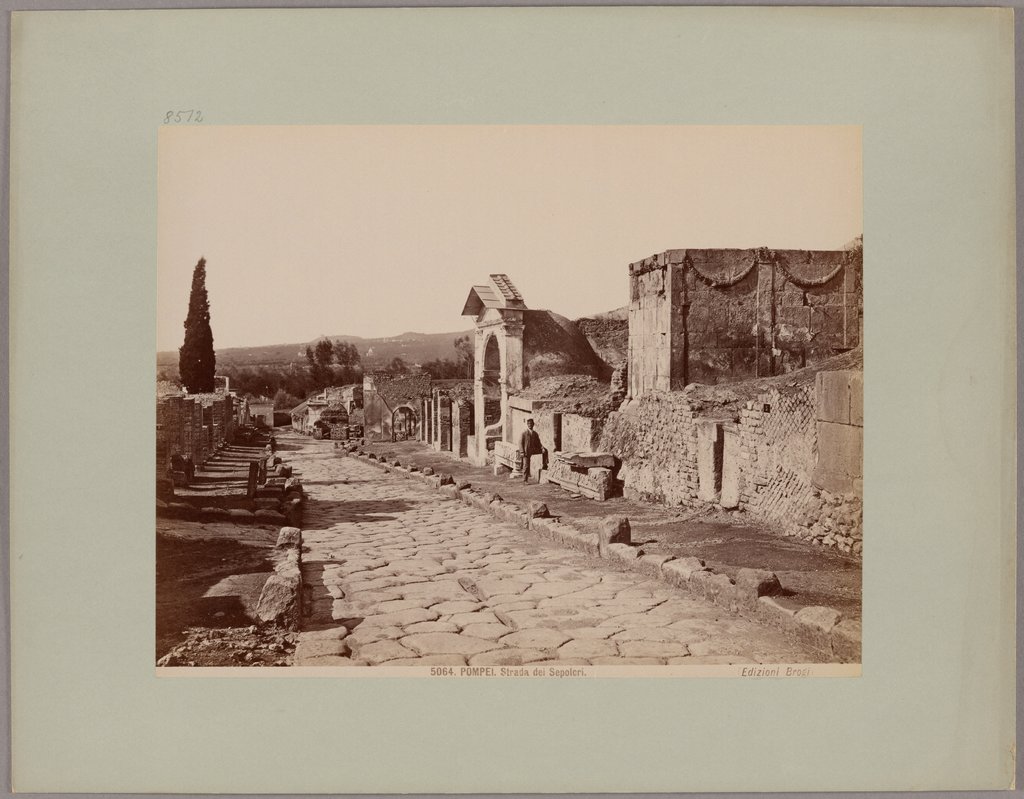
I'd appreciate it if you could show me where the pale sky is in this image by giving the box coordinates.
[157,125,861,351]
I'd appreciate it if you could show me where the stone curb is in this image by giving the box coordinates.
[254,526,304,630]
[356,450,859,663]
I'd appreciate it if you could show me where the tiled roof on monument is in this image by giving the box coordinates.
[461,274,527,316]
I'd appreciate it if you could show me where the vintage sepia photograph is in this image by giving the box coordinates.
[155,125,863,673]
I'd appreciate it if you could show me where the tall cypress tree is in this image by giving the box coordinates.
[178,257,216,393]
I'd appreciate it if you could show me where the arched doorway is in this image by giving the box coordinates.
[482,334,502,430]
[392,406,415,441]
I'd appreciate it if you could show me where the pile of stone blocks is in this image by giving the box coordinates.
[540,452,618,501]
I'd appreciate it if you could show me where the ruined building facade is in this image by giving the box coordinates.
[461,274,611,466]
[627,247,862,397]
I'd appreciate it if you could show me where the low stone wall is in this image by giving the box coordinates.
[600,392,701,506]
[601,369,863,555]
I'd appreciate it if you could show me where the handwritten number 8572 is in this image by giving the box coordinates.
[164,110,203,123]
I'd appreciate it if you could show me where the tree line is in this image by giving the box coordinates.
[172,259,475,409]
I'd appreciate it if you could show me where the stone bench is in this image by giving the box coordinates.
[492,440,523,476]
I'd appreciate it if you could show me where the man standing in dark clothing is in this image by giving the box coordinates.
[519,418,544,483]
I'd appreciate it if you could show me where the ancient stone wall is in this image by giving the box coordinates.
[600,392,701,506]
[156,393,234,479]
[363,371,430,441]
[601,368,863,555]
[628,248,862,394]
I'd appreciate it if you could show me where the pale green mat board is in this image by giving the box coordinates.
[9,7,1016,793]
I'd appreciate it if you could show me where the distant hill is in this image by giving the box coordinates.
[156,309,629,377]
[157,329,475,374]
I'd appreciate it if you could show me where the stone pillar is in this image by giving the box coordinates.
[501,317,524,446]
[440,395,452,451]
[696,419,726,502]
[472,327,487,464]
[720,425,741,509]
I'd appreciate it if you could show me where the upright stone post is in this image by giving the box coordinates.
[247,461,259,500]
[720,425,741,509]
[696,419,727,502]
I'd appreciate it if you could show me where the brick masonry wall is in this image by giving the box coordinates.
[735,386,820,531]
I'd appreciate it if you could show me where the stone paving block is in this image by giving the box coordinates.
[467,648,546,666]
[617,640,690,658]
[470,577,532,599]
[360,607,440,628]
[613,628,687,643]
[499,628,572,650]
[297,626,349,641]
[354,639,416,665]
[373,599,435,614]
[293,639,351,659]
[523,579,599,599]
[490,600,537,615]
[295,655,366,667]
[447,610,502,627]
[398,581,474,602]
[377,655,469,667]
[429,600,483,615]
[563,626,621,640]
[400,632,502,656]
[557,638,618,659]
[403,621,461,634]
[343,625,405,646]
[460,623,513,641]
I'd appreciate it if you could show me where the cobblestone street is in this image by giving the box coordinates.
[289,436,817,667]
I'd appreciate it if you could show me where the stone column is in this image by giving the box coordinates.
[472,326,488,464]
[501,317,524,446]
